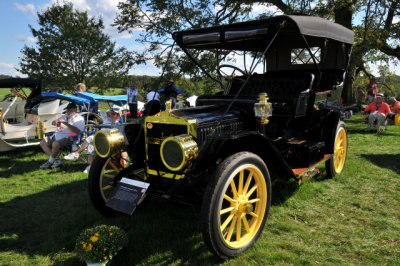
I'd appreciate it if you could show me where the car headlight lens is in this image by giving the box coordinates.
[160,134,198,171]
[93,128,125,158]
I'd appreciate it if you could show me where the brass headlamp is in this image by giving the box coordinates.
[253,93,273,124]
[160,134,198,171]
[93,128,125,158]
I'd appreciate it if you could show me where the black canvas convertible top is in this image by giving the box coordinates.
[0,78,42,104]
[173,15,354,51]
[0,78,42,89]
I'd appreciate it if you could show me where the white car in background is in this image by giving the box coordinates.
[0,78,63,152]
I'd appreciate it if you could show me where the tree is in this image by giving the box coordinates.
[114,0,253,91]
[18,3,133,92]
[232,0,400,103]
[116,0,400,103]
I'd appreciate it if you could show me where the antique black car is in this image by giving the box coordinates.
[88,15,354,259]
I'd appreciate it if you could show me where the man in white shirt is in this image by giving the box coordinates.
[146,87,160,102]
[127,82,139,119]
[39,102,85,169]
[145,87,161,115]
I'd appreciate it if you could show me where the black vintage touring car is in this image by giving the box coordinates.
[88,15,354,259]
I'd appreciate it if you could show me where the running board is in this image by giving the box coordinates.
[292,154,332,184]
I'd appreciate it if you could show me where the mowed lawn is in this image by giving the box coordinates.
[0,114,399,265]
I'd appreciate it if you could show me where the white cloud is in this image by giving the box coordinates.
[129,63,161,76]
[369,59,400,76]
[250,3,282,16]
[0,62,23,77]
[15,34,36,43]
[127,44,150,52]
[15,3,35,14]
[42,0,133,40]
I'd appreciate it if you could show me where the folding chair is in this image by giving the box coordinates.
[43,131,88,164]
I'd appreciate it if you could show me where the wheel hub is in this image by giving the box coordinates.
[235,194,253,214]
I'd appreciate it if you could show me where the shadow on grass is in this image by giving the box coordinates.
[0,179,220,265]
[271,181,299,205]
[0,146,88,178]
[360,154,400,175]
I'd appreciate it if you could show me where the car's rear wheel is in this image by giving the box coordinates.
[201,152,271,259]
[88,153,128,216]
[325,121,348,178]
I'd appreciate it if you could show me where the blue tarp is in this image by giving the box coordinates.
[75,92,127,106]
[41,92,91,106]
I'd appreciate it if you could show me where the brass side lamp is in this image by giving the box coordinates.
[253,93,272,124]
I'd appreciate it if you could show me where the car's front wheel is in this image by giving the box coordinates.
[201,152,271,259]
[88,153,127,216]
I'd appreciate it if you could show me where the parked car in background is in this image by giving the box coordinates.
[0,78,63,152]
[88,15,354,259]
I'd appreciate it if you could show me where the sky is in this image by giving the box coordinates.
[0,0,162,77]
[0,1,282,79]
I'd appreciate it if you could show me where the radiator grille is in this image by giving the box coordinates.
[197,121,243,146]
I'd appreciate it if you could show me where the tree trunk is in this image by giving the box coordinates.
[333,0,355,105]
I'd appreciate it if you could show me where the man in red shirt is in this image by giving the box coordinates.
[362,93,391,132]
[366,77,378,104]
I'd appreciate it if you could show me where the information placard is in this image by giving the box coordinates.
[105,178,150,215]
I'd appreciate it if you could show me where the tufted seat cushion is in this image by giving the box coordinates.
[229,71,314,117]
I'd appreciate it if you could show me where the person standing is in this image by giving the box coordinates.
[75,82,97,113]
[366,77,378,104]
[146,87,160,103]
[127,82,139,119]
[145,87,161,115]
[162,79,179,108]
[362,93,391,132]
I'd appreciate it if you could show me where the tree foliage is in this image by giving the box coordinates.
[115,0,400,102]
[18,3,133,92]
[114,0,254,89]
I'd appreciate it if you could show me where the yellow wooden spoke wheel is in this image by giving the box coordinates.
[88,153,128,216]
[326,121,348,178]
[201,152,271,259]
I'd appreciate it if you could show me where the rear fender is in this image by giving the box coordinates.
[323,111,341,154]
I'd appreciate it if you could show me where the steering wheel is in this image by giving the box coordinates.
[217,64,248,81]
[1,94,13,102]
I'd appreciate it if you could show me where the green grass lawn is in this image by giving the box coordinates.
[0,114,399,265]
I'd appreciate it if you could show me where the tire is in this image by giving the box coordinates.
[325,121,348,178]
[88,152,138,216]
[201,152,271,259]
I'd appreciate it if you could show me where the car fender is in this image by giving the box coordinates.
[323,111,341,154]
[191,131,295,181]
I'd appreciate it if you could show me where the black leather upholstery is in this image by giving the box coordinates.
[229,71,315,116]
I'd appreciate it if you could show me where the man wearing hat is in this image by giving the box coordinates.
[39,102,85,169]
[161,79,179,108]
[362,93,391,132]
[64,107,122,173]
